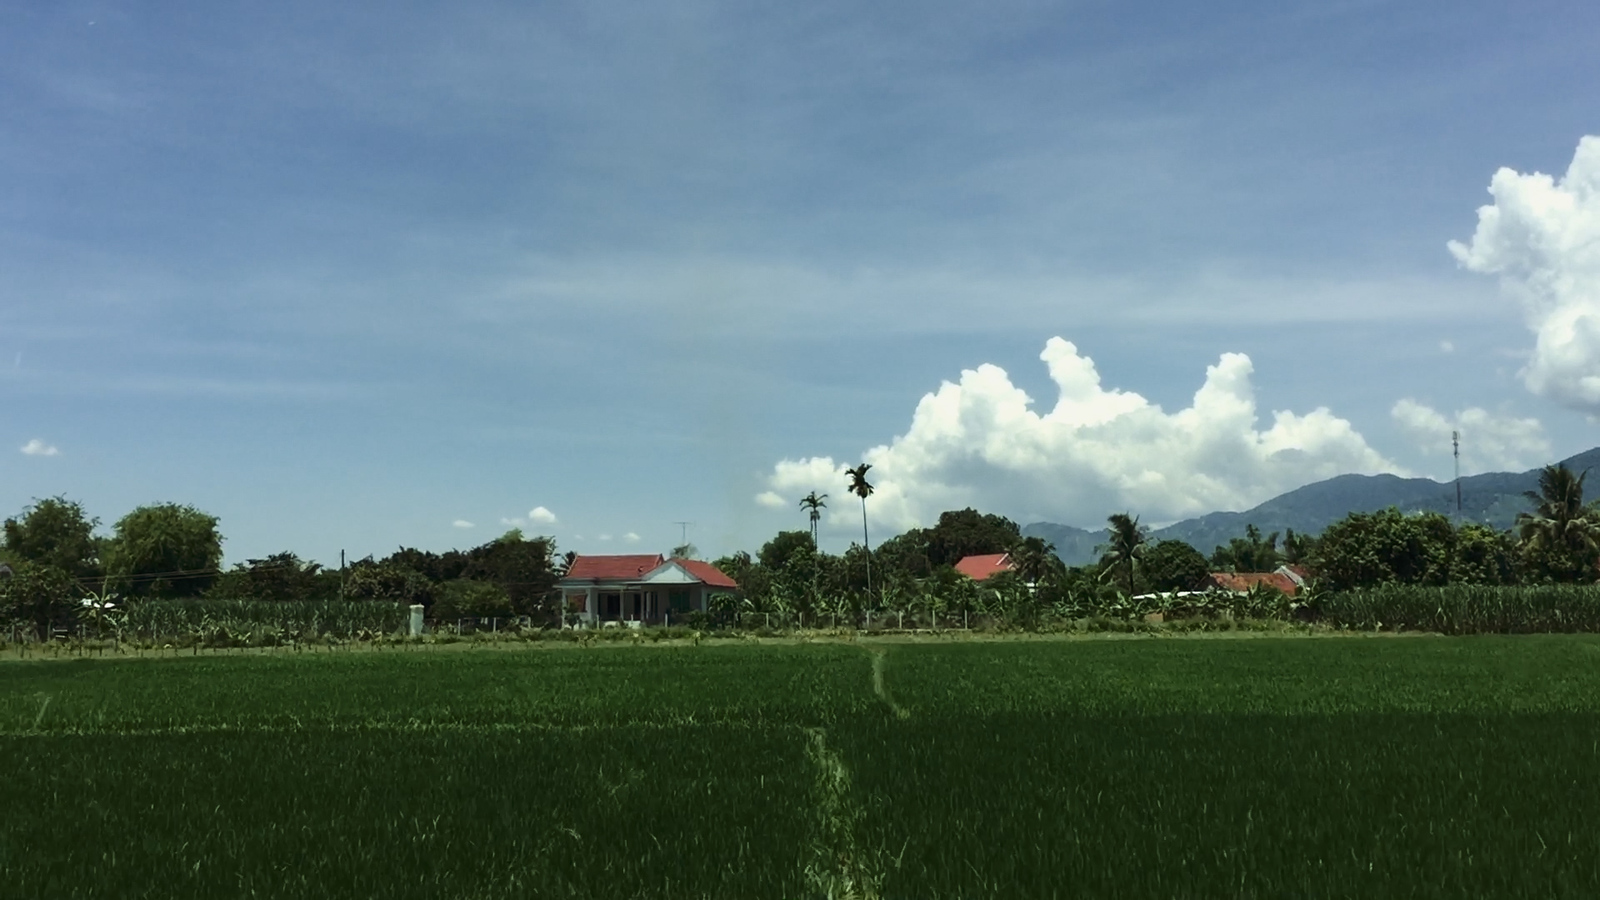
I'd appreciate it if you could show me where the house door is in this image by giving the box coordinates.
[602,593,621,618]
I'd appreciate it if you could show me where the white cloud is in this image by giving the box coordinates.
[20,439,59,457]
[1449,136,1600,412]
[763,337,1400,532]
[1439,339,1455,353]
[597,533,612,542]
[755,490,787,508]
[1390,399,1549,475]
[452,519,475,529]
[624,532,641,543]
[500,516,523,527]
[528,506,558,525]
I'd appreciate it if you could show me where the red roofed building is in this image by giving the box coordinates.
[954,553,1014,582]
[559,554,739,625]
[1205,571,1301,595]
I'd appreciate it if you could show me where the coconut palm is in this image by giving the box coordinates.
[1516,464,1600,582]
[1098,512,1147,595]
[799,491,828,545]
[845,464,875,594]
[1010,535,1063,587]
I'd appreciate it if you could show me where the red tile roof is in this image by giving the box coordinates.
[1207,572,1300,595]
[673,559,739,589]
[564,554,664,581]
[954,553,1013,581]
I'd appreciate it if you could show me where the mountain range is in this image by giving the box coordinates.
[1021,446,1600,567]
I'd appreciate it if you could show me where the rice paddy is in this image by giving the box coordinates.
[3,635,1599,897]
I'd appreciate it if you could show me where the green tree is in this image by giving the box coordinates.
[1515,464,1600,583]
[1451,523,1518,585]
[1098,513,1147,595]
[432,579,514,621]
[206,552,330,602]
[845,463,875,595]
[759,531,816,571]
[0,561,79,640]
[3,496,102,578]
[873,528,933,579]
[462,530,558,617]
[799,492,828,545]
[344,558,432,605]
[1009,535,1064,586]
[105,504,223,598]
[1282,528,1315,565]
[1141,539,1210,592]
[925,509,1022,568]
[1210,524,1282,572]
[1310,508,1455,591]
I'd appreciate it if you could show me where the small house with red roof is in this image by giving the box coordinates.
[559,554,739,625]
[954,553,1014,582]
[1205,570,1301,596]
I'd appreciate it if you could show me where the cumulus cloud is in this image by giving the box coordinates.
[624,532,641,543]
[1390,400,1549,475]
[528,506,558,525]
[452,520,475,529]
[20,439,59,457]
[1449,136,1600,412]
[763,338,1400,532]
[755,491,787,508]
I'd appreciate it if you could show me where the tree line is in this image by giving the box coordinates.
[715,463,1600,623]
[0,497,562,639]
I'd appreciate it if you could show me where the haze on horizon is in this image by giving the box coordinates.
[4,0,1598,564]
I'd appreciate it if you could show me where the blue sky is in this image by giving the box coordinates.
[4,0,1599,564]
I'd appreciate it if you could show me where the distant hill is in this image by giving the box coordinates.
[1023,446,1600,566]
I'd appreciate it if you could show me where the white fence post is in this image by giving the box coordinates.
[409,605,424,637]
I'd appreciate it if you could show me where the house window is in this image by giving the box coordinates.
[668,590,691,613]
[602,593,622,618]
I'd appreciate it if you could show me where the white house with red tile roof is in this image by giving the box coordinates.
[954,553,1013,581]
[559,554,739,625]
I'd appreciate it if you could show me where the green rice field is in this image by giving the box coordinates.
[3,635,1600,897]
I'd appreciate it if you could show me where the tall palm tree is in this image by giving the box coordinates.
[845,464,875,594]
[1010,535,1063,588]
[1098,512,1147,595]
[799,491,828,546]
[1516,464,1600,582]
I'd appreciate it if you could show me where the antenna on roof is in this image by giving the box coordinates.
[1452,430,1462,513]
[673,521,693,546]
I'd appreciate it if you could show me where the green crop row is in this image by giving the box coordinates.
[1319,583,1600,634]
[115,597,408,643]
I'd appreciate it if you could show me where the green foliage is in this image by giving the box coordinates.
[759,531,816,571]
[3,496,102,578]
[459,530,557,617]
[432,579,513,621]
[119,597,406,642]
[106,503,224,598]
[1515,464,1600,583]
[206,552,331,603]
[1320,583,1600,634]
[1140,539,1210,592]
[343,559,432,605]
[924,508,1021,567]
[1098,512,1146,595]
[0,561,79,639]
[1310,508,1457,590]
[1209,523,1282,572]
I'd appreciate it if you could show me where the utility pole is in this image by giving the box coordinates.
[1452,430,1462,513]
[340,549,346,600]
